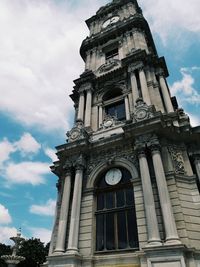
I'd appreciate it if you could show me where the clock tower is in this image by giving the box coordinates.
[44,0,200,267]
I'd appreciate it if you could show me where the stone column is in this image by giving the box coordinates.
[159,74,174,113]
[84,89,92,127]
[139,68,151,106]
[77,92,85,122]
[119,40,124,60]
[194,157,200,183]
[98,104,103,128]
[126,32,132,53]
[129,68,139,106]
[151,143,180,244]
[67,158,85,253]
[85,51,90,70]
[49,179,62,255]
[137,147,162,246]
[124,95,130,120]
[54,169,71,253]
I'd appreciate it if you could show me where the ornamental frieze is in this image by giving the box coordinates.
[168,145,185,175]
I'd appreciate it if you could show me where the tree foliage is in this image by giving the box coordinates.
[18,238,49,267]
[0,238,49,267]
[0,243,11,267]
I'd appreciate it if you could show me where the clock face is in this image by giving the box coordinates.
[102,16,119,28]
[70,129,80,140]
[105,168,122,186]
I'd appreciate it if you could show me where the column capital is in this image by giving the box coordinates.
[79,82,93,93]
[74,154,86,171]
[128,62,143,73]
[63,160,72,174]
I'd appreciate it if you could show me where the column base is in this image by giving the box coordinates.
[165,238,181,245]
[66,248,80,256]
[146,240,163,247]
[53,249,65,255]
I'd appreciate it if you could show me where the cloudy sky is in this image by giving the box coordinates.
[0,0,200,244]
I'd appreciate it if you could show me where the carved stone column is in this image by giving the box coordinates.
[128,67,139,106]
[159,74,174,113]
[85,51,90,70]
[77,92,85,122]
[84,89,92,127]
[136,145,162,246]
[54,167,72,253]
[194,156,200,183]
[139,67,151,106]
[98,104,103,128]
[67,156,85,253]
[151,142,180,244]
[49,179,62,255]
[125,95,131,120]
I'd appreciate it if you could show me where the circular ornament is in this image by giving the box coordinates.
[104,119,113,128]
[105,168,122,185]
[135,109,148,120]
[70,129,80,140]
[102,16,119,28]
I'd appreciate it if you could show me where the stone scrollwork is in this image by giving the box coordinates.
[168,145,185,175]
[96,59,121,75]
[101,114,123,129]
[74,154,86,170]
[67,121,89,143]
[132,98,155,122]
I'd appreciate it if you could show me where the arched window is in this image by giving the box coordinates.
[103,88,126,121]
[95,167,139,252]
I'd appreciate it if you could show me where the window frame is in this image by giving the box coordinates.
[94,168,139,253]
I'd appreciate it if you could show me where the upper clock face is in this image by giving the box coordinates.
[105,168,122,186]
[102,16,119,28]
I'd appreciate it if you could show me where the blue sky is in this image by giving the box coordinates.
[0,0,200,244]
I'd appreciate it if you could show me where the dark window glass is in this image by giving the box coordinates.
[105,101,126,121]
[106,192,114,209]
[116,190,124,207]
[126,188,134,205]
[97,193,104,210]
[96,214,104,251]
[105,48,118,61]
[117,211,127,249]
[106,213,115,250]
[127,209,138,248]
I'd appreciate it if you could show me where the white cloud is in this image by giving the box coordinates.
[15,133,41,156]
[30,199,56,216]
[188,113,200,127]
[29,227,52,244]
[4,161,49,185]
[0,204,12,224]
[0,0,108,133]
[170,68,200,105]
[0,138,15,166]
[0,226,17,244]
[44,148,58,162]
[140,0,200,43]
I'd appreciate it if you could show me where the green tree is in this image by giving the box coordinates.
[18,238,48,267]
[0,243,11,267]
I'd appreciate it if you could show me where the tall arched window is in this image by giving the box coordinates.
[95,167,139,252]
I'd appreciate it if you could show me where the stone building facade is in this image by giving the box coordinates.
[43,0,200,266]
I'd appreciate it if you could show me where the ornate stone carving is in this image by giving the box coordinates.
[101,114,123,129]
[168,145,185,175]
[79,82,92,93]
[96,59,121,75]
[87,144,138,176]
[67,121,89,143]
[128,62,143,73]
[132,98,155,122]
[74,154,86,170]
